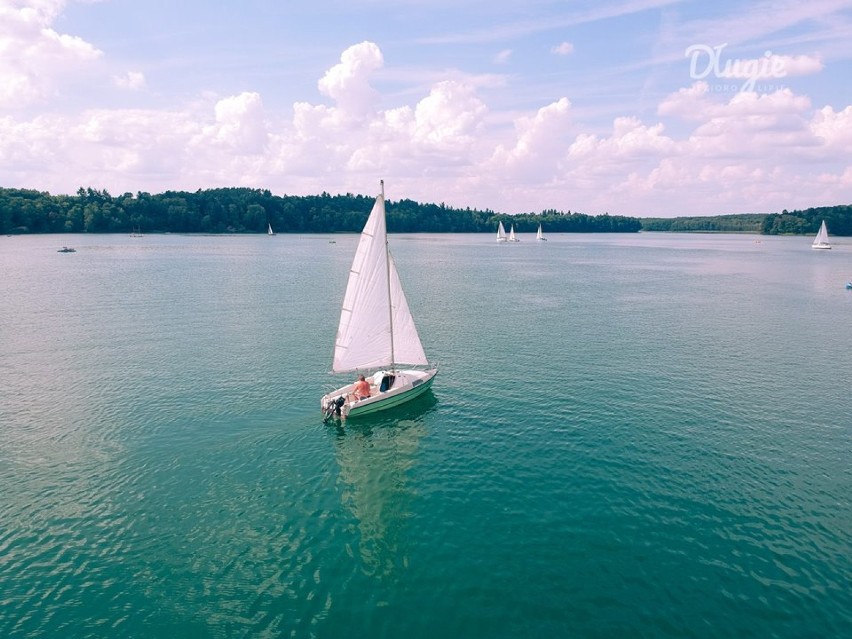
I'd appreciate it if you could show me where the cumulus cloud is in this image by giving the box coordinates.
[1,20,851,218]
[659,81,811,121]
[768,53,823,77]
[551,41,574,55]
[412,80,486,148]
[490,97,572,178]
[810,105,852,149]
[716,52,823,79]
[113,71,146,91]
[197,92,268,154]
[317,41,383,119]
[569,116,674,163]
[0,0,102,107]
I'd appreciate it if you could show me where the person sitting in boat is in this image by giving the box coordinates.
[351,374,371,401]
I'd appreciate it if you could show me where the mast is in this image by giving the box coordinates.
[382,179,395,369]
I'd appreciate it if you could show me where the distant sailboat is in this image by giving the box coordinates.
[321,181,437,420]
[812,220,830,249]
[496,221,507,242]
[267,222,275,236]
[508,224,520,242]
[536,224,547,241]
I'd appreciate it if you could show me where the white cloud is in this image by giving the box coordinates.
[713,52,824,80]
[810,105,852,149]
[490,97,572,179]
[197,92,268,154]
[659,82,812,121]
[1,25,851,218]
[769,54,823,77]
[412,80,487,149]
[317,41,383,119]
[568,116,675,164]
[551,41,574,55]
[494,49,512,64]
[0,0,102,107]
[113,71,146,91]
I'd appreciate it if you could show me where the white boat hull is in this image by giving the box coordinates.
[321,368,437,419]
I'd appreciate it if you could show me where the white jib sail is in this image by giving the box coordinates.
[332,193,428,373]
[813,220,829,246]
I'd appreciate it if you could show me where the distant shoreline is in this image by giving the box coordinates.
[1,187,849,236]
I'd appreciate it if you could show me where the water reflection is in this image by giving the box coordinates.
[329,393,437,577]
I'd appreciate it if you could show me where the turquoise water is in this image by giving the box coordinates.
[1,232,850,638]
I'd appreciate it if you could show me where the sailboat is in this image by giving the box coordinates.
[496,221,507,242]
[321,181,437,420]
[536,224,547,241]
[508,224,520,242]
[812,220,830,249]
[267,222,275,236]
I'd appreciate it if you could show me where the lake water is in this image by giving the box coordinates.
[1,232,850,638]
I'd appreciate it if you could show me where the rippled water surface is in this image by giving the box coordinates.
[1,232,851,638]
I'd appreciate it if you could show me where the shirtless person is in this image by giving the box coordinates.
[351,374,371,401]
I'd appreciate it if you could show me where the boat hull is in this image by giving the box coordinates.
[321,368,437,419]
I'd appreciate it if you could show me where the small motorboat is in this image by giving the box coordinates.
[845,282,852,290]
[57,246,76,253]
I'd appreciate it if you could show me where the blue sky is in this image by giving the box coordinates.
[2,0,852,216]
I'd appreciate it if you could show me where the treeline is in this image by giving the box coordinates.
[760,205,852,236]
[640,214,765,233]
[0,187,641,235]
[640,205,852,235]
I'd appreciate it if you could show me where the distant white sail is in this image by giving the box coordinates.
[812,220,830,249]
[496,221,507,242]
[536,224,546,241]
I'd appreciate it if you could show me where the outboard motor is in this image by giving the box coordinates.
[323,396,346,421]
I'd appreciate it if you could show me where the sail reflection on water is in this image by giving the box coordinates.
[330,395,436,576]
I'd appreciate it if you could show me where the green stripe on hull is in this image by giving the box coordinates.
[346,376,435,418]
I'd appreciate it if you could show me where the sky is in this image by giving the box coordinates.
[2,0,852,217]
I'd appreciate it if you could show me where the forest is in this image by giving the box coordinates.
[640,214,765,233]
[3,187,849,236]
[0,187,641,235]
[641,205,852,235]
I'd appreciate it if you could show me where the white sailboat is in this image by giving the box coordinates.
[321,181,437,420]
[536,224,547,241]
[508,224,520,242]
[267,222,275,236]
[496,221,507,242]
[812,220,830,249]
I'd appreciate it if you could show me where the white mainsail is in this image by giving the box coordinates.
[508,224,519,242]
[332,189,428,373]
[496,221,507,242]
[812,220,830,249]
[268,223,274,235]
[536,224,545,240]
